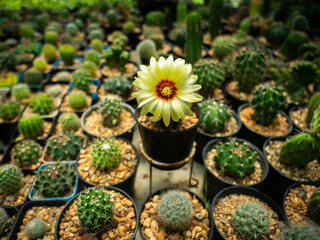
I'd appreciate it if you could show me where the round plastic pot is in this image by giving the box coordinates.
[81,102,136,142]
[211,186,285,240]
[139,187,214,240]
[237,103,293,150]
[54,185,139,240]
[134,103,202,170]
[203,137,269,201]
[194,110,242,164]
[76,137,139,197]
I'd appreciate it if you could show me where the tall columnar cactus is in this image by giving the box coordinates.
[278,224,320,240]
[45,31,57,45]
[33,58,47,72]
[186,12,201,65]
[200,100,231,132]
[0,101,20,121]
[0,207,9,235]
[85,50,100,65]
[59,44,76,66]
[136,39,159,63]
[251,85,286,126]
[214,140,257,178]
[103,75,133,99]
[233,51,266,93]
[158,190,192,232]
[310,105,320,136]
[212,36,235,60]
[34,162,76,197]
[265,23,289,45]
[12,140,42,166]
[176,0,187,24]
[18,114,44,139]
[23,69,43,85]
[308,188,320,224]
[209,0,223,40]
[45,132,84,161]
[193,59,225,98]
[281,31,309,60]
[292,60,318,87]
[99,97,122,128]
[232,201,270,239]
[0,164,22,194]
[58,112,79,132]
[68,90,87,110]
[29,93,54,115]
[71,69,92,92]
[306,92,320,124]
[42,44,57,61]
[25,218,47,239]
[91,138,122,170]
[76,187,114,233]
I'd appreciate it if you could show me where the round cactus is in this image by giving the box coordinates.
[99,97,122,128]
[42,44,57,61]
[46,85,62,98]
[158,190,192,232]
[19,24,35,39]
[145,11,165,26]
[81,61,96,77]
[29,93,54,115]
[56,71,71,82]
[278,224,320,240]
[106,10,118,27]
[58,112,79,132]
[292,14,309,32]
[71,69,92,92]
[91,138,122,170]
[68,90,87,110]
[91,39,103,53]
[25,218,47,239]
[90,30,104,41]
[212,36,236,60]
[90,12,100,23]
[11,140,42,166]
[85,50,100,65]
[33,57,47,72]
[23,69,43,85]
[45,30,57,45]
[66,22,79,36]
[281,31,309,61]
[60,33,73,45]
[137,39,159,63]
[265,23,289,45]
[0,164,22,194]
[0,52,18,71]
[0,101,20,121]
[12,84,30,101]
[123,21,134,34]
[18,114,44,139]
[59,44,76,66]
[232,201,270,239]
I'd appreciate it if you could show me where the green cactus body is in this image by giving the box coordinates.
[99,97,122,128]
[158,190,192,232]
[106,10,118,27]
[233,51,266,93]
[212,36,235,60]
[149,32,164,50]
[209,0,223,40]
[29,93,54,115]
[25,218,47,239]
[251,85,286,126]
[42,44,57,61]
[279,133,320,168]
[87,23,99,33]
[91,39,103,53]
[232,201,270,239]
[45,132,83,161]
[58,112,79,132]
[186,12,201,65]
[0,52,17,71]
[0,164,22,194]
[12,140,41,166]
[123,21,134,34]
[265,23,289,45]
[292,60,318,87]
[56,71,71,82]
[59,44,76,66]
[137,39,159,63]
[19,24,36,39]
[18,114,44,139]
[292,14,309,32]
[308,188,320,224]
[145,11,165,26]
[76,187,114,233]
[66,23,78,36]
[74,18,84,30]
[12,84,30,101]
[200,100,231,132]
[175,27,186,49]
[299,43,320,61]
[177,0,187,24]
[81,61,96,77]
[105,40,130,72]
[91,138,121,170]
[214,140,257,178]
[23,70,43,85]
[45,31,57,45]
[306,92,320,124]
[90,30,104,41]
[281,31,309,60]
[103,75,133,99]
[0,101,20,121]
[278,224,320,240]
[0,207,9,235]
[90,12,100,23]
[193,59,225,98]
[46,85,62,98]
[33,58,47,72]
[0,43,9,53]
[60,33,73,45]
[71,69,92,92]
[310,105,320,136]
[85,50,100,65]
[68,90,87,110]
[34,161,76,197]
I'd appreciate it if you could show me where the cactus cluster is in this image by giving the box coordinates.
[34,161,76,197]
[213,140,257,178]
[11,140,42,166]
[212,36,235,60]
[232,201,270,239]
[0,164,22,194]
[99,97,122,128]
[0,101,20,121]
[42,44,57,61]
[137,39,159,63]
[200,100,231,132]
[23,69,43,85]
[25,218,47,239]
[33,57,47,72]
[281,31,309,60]
[158,190,192,232]
[91,138,122,170]
[71,69,92,92]
[103,75,133,99]
[278,224,320,240]
[292,60,318,87]
[18,114,44,139]
[308,188,320,224]
[76,187,114,233]
[68,90,87,110]
[58,112,79,132]
[105,38,130,72]
[45,132,84,161]
[59,44,76,66]
[29,93,54,115]
[186,12,201,65]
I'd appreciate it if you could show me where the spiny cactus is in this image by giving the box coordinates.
[18,114,44,139]
[19,24,36,39]
[85,50,100,65]
[308,188,320,224]
[103,75,133,99]
[158,190,192,232]
[0,43,9,53]
[265,23,289,45]
[306,92,320,125]
[105,40,130,72]
[76,187,114,233]
[251,85,286,126]
[45,132,84,161]
[106,10,118,27]
[25,218,47,239]
[45,31,57,45]
[278,224,320,240]
[232,201,270,239]
[90,30,104,41]
[175,27,186,49]
[90,12,100,23]
[209,0,223,40]
[58,112,79,132]
[292,14,309,32]
[145,11,165,26]
[42,44,57,61]
[66,22,78,36]
[12,84,30,101]
[29,93,54,115]
[186,12,201,65]
[12,140,41,166]
[236,19,250,40]
[74,18,84,30]
[176,0,187,24]
[0,101,20,121]
[68,90,87,110]
[213,140,257,178]
[212,36,235,60]
[91,138,122,170]
[87,23,99,33]
[91,39,103,53]
[193,59,225,98]
[233,51,266,93]
[123,21,134,34]
[281,31,309,61]
[33,57,47,72]
[81,61,96,77]
[0,164,22,194]
[0,207,9,235]
[59,44,76,66]
[15,41,40,54]
[99,97,122,128]
[0,52,17,71]
[23,69,43,85]
[136,39,159,63]
[56,71,71,82]
[200,100,231,132]
[60,33,73,45]
[71,69,92,92]
[292,60,318,87]
[46,85,62,98]
[0,72,18,87]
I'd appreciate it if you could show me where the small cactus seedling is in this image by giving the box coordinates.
[0,164,22,194]
[23,69,43,85]
[18,114,44,139]
[58,112,79,132]
[68,90,87,110]
[99,97,122,128]
[42,44,57,61]
[0,101,20,121]
[158,190,192,232]
[308,188,320,224]
[278,224,320,240]
[11,140,42,166]
[29,93,54,115]
[25,218,47,239]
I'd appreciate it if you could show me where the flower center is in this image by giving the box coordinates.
[156,79,177,100]
[161,86,172,97]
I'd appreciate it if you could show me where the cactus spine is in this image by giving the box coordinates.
[103,75,133,99]
[23,69,43,85]
[18,114,44,139]
[278,224,320,240]
[281,31,309,60]
[186,12,201,65]
[308,188,320,224]
[209,0,223,40]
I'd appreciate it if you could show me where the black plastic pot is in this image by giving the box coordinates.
[139,187,214,240]
[54,185,139,240]
[211,186,285,240]
[2,206,19,240]
[81,102,136,141]
[8,200,67,240]
[203,137,269,201]
[135,103,202,170]
[76,137,140,197]
[237,103,293,150]
[195,110,242,163]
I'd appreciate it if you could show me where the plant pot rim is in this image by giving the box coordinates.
[138,187,214,240]
[54,185,139,240]
[202,137,269,187]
